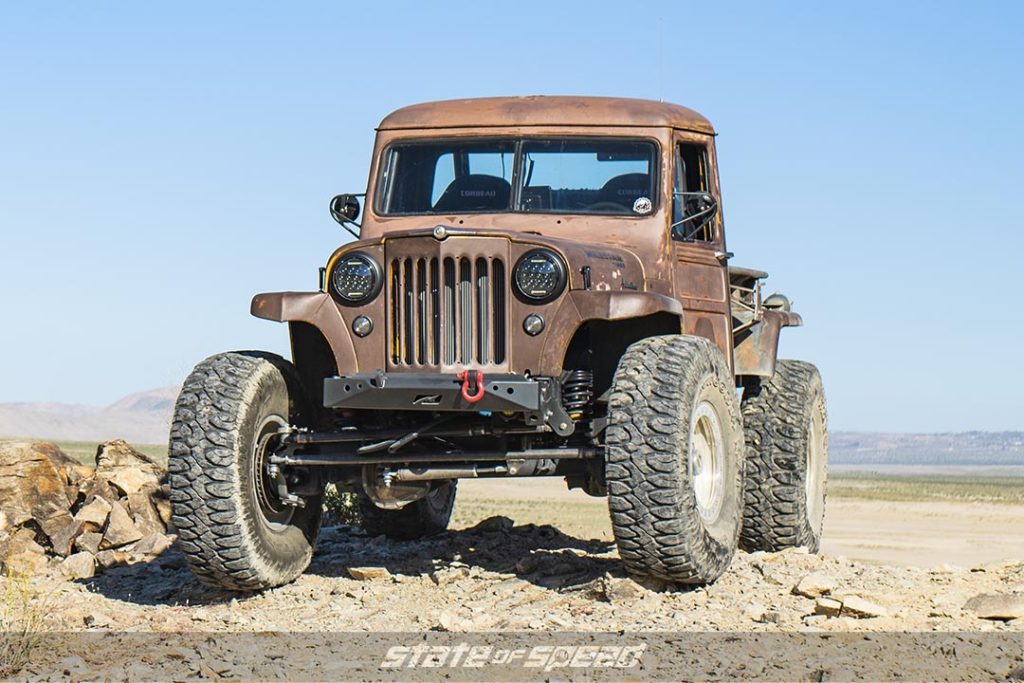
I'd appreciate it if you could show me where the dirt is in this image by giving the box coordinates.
[452,478,1024,568]
[8,478,1023,680]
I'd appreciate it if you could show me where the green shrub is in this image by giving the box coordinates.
[322,483,361,527]
[0,576,47,678]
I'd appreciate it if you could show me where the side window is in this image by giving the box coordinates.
[673,143,714,241]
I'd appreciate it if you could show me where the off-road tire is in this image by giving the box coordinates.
[357,482,457,540]
[740,360,828,553]
[168,351,322,591]
[606,335,745,585]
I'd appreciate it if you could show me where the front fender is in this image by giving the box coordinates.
[251,292,359,374]
[532,290,684,375]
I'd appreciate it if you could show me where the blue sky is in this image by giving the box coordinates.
[1,2,1021,432]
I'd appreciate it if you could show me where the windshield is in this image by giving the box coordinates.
[377,138,657,216]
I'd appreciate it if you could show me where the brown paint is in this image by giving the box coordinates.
[252,97,799,383]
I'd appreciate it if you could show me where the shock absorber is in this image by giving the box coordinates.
[562,369,594,421]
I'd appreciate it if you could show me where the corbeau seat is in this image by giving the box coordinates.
[433,174,511,212]
[598,173,651,210]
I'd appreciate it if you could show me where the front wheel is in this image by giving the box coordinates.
[168,351,322,591]
[605,335,745,585]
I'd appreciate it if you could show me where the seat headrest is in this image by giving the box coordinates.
[599,173,651,207]
[433,174,511,212]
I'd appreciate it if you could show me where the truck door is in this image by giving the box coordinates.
[671,139,734,368]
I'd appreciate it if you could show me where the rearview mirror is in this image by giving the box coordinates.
[330,193,361,225]
[671,192,718,241]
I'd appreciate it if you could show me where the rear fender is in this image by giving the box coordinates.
[733,309,803,378]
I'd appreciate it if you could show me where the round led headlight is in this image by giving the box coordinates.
[329,252,383,305]
[512,249,568,304]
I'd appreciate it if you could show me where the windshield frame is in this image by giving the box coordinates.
[374,135,661,218]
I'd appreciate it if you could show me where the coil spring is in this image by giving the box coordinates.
[562,369,594,420]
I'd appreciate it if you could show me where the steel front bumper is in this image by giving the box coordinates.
[323,373,544,412]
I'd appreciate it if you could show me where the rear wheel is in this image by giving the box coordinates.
[605,335,744,585]
[740,360,828,552]
[357,481,457,540]
[168,351,322,591]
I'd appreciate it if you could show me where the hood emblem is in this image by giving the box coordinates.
[432,225,449,241]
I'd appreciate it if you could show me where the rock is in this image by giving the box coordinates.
[0,441,79,528]
[100,501,143,549]
[579,573,642,603]
[1007,665,1024,681]
[0,510,8,533]
[74,496,112,530]
[127,490,166,535]
[60,552,96,579]
[793,572,837,598]
[803,614,828,627]
[603,576,642,602]
[964,593,1024,621]
[2,528,48,576]
[515,554,541,574]
[1,528,46,573]
[4,548,48,576]
[435,610,469,632]
[39,511,82,556]
[78,478,119,510]
[347,566,392,581]
[840,595,889,618]
[814,597,843,617]
[94,439,163,476]
[74,532,103,556]
[154,496,173,527]
[430,566,469,586]
[131,532,174,557]
[83,612,114,628]
[107,467,160,497]
[471,515,514,533]
[94,549,129,569]
[743,602,767,622]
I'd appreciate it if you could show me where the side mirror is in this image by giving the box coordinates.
[330,193,361,225]
[671,192,718,241]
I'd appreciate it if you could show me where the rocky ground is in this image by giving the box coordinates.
[2,441,1022,680]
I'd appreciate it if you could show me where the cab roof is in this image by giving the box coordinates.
[378,96,715,135]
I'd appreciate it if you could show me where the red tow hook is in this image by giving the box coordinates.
[456,370,486,404]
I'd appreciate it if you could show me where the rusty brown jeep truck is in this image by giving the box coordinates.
[169,96,828,592]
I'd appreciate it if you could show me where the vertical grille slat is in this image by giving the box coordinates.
[415,258,427,364]
[430,258,440,365]
[458,258,472,364]
[389,246,507,370]
[475,257,489,364]
[443,257,456,365]
[492,258,506,364]
[402,259,414,365]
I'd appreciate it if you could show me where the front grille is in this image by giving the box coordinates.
[389,255,507,368]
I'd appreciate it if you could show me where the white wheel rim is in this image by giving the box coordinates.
[252,413,294,532]
[805,403,827,530]
[689,400,725,524]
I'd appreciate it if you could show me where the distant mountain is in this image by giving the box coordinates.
[0,387,178,444]
[1,386,1022,465]
[830,430,1024,466]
